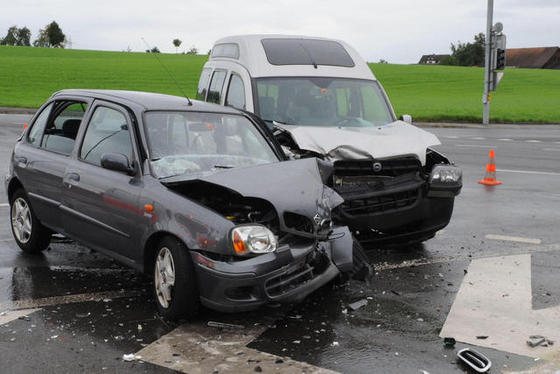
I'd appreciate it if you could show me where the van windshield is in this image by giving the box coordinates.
[256,78,394,128]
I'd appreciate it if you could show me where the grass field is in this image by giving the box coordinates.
[1,45,559,123]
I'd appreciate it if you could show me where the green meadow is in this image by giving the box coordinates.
[1,46,559,123]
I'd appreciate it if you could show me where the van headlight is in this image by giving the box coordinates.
[231,225,278,255]
[430,165,462,184]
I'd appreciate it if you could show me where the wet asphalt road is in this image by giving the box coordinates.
[1,115,559,373]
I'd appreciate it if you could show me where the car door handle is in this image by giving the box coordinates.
[63,172,80,188]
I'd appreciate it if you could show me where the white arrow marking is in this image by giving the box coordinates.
[440,254,560,359]
[136,322,338,373]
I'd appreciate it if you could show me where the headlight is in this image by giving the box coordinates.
[231,225,278,255]
[430,165,462,184]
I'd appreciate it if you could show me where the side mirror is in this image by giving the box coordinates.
[100,153,135,175]
[400,114,413,125]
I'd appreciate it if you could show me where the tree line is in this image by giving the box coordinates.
[440,33,485,67]
[1,21,66,48]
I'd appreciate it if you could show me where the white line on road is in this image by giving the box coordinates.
[456,144,492,148]
[485,234,542,244]
[526,140,542,143]
[543,148,560,152]
[497,168,560,176]
[443,135,459,139]
[498,138,513,141]
[471,137,486,140]
[0,308,41,326]
[0,203,8,208]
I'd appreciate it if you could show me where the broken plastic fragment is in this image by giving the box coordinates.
[122,353,141,362]
[348,299,368,311]
[443,337,456,347]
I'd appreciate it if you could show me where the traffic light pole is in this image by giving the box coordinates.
[483,0,493,125]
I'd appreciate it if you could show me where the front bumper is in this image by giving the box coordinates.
[191,238,342,313]
[336,179,462,244]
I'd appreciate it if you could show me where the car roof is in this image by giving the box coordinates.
[50,89,240,114]
[209,34,376,80]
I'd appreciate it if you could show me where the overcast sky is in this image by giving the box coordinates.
[2,0,559,63]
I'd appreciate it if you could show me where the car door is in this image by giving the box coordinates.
[13,100,89,232]
[61,101,143,261]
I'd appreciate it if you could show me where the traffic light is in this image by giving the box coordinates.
[495,48,506,70]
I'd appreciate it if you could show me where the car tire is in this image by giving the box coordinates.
[9,188,51,254]
[153,236,200,320]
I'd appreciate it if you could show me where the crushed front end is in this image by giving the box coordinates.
[164,158,364,312]
[330,150,462,245]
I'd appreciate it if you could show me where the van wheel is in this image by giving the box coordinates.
[10,189,51,253]
[153,236,200,320]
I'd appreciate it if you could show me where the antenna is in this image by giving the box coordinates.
[141,37,193,106]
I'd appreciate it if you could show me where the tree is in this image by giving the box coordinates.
[378,59,388,64]
[186,45,198,55]
[442,32,485,67]
[146,46,160,53]
[0,26,18,45]
[17,27,31,46]
[172,38,182,53]
[0,26,32,46]
[46,21,65,47]
[33,21,66,48]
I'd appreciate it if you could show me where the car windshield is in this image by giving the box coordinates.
[143,111,279,179]
[256,77,394,127]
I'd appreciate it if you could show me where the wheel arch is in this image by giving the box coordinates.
[143,231,191,275]
[7,177,24,202]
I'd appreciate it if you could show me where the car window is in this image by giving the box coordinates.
[27,102,53,147]
[207,70,227,104]
[196,68,212,100]
[41,101,88,155]
[225,74,246,110]
[80,106,133,167]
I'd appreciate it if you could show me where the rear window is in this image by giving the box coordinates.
[261,38,355,67]
[211,43,240,59]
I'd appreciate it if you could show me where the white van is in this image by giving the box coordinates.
[196,35,462,245]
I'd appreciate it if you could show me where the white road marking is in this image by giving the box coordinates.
[443,135,459,139]
[456,144,492,148]
[0,308,41,326]
[440,254,560,358]
[485,234,542,244]
[471,137,486,140]
[526,140,542,143]
[498,138,513,141]
[543,148,560,152]
[0,203,9,208]
[0,289,143,311]
[137,322,338,373]
[497,168,560,176]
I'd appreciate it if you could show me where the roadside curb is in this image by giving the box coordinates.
[0,107,36,115]
[416,122,560,129]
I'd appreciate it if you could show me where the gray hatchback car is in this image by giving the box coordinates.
[6,90,362,319]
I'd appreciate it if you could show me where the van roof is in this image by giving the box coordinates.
[210,34,376,80]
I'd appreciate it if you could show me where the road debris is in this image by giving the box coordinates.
[476,335,488,340]
[207,321,245,330]
[348,299,368,311]
[457,348,491,373]
[443,337,456,347]
[122,353,142,362]
[527,335,554,348]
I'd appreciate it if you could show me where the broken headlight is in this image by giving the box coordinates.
[231,225,278,256]
[430,165,462,184]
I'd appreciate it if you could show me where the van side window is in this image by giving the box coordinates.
[225,74,246,110]
[41,101,88,155]
[207,70,227,104]
[28,102,53,147]
[80,106,133,166]
[196,68,212,100]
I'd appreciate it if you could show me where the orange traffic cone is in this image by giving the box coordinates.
[478,149,502,185]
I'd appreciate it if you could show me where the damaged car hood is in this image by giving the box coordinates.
[163,157,343,222]
[276,120,441,165]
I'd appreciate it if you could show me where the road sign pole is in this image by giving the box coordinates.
[483,0,493,125]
